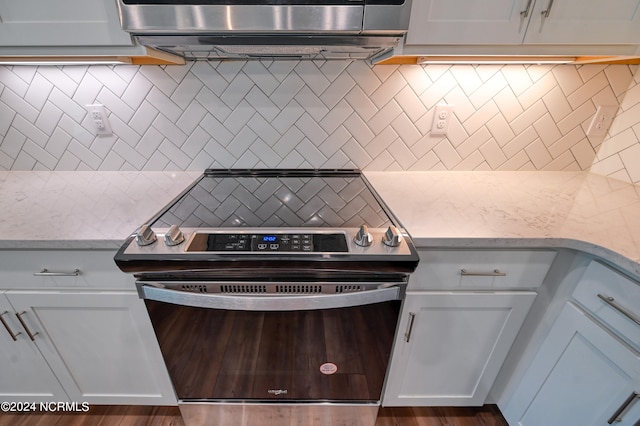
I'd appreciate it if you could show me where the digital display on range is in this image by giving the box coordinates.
[186,233,349,253]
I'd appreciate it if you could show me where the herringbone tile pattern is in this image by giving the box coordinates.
[591,66,640,184]
[154,174,390,228]
[0,62,637,173]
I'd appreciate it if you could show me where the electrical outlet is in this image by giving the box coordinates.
[86,104,113,136]
[431,104,454,136]
[587,105,617,137]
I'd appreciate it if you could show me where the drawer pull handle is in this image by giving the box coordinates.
[405,312,416,343]
[520,0,534,18]
[34,268,80,277]
[597,294,640,327]
[460,269,506,277]
[541,0,554,18]
[0,311,21,341]
[607,391,639,424]
[15,311,39,341]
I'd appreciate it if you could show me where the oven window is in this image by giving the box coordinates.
[146,300,400,401]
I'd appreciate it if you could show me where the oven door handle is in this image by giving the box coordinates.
[138,285,400,311]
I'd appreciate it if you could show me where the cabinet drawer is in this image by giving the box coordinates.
[0,250,133,290]
[410,250,557,290]
[572,261,640,351]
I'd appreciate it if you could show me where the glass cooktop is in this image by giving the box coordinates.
[151,170,394,229]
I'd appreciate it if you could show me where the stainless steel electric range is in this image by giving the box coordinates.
[114,169,419,426]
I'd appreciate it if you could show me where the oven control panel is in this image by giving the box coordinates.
[186,233,349,253]
[124,227,415,257]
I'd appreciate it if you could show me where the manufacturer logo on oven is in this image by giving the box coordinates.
[268,389,288,396]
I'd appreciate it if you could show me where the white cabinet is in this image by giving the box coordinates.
[3,291,176,405]
[503,302,640,425]
[383,291,536,406]
[0,249,176,406]
[406,0,640,46]
[502,260,640,426]
[0,293,67,403]
[383,249,554,407]
[0,0,133,47]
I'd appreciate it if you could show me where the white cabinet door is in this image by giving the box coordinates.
[5,291,176,405]
[502,302,640,426]
[0,293,68,403]
[524,0,640,44]
[0,0,133,46]
[383,291,536,406]
[406,0,528,44]
[406,0,640,46]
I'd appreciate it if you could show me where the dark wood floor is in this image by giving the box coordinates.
[0,405,507,426]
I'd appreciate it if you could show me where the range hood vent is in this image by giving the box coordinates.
[116,0,411,61]
[135,34,403,61]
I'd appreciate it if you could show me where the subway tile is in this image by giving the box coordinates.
[270,73,305,109]
[394,85,428,122]
[433,139,462,169]
[341,138,373,168]
[35,102,64,141]
[620,144,640,183]
[570,138,597,170]
[0,63,638,177]
[486,114,515,147]
[24,73,54,111]
[319,99,354,135]
[121,72,153,110]
[320,73,356,110]
[243,61,280,95]
[391,113,421,147]
[462,100,499,136]
[2,87,40,123]
[525,139,553,169]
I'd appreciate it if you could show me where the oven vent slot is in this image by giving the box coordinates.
[181,284,208,293]
[221,284,267,293]
[275,285,322,294]
[335,284,364,293]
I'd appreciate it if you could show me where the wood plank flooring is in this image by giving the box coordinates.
[0,405,508,426]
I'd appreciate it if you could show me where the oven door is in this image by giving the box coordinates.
[140,283,401,403]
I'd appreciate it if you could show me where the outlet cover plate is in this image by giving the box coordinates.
[431,104,454,136]
[587,105,617,137]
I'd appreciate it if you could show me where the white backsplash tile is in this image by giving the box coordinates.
[0,61,638,176]
[591,65,640,185]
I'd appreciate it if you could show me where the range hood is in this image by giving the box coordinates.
[116,0,412,61]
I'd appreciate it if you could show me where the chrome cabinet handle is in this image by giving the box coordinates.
[34,268,80,277]
[460,269,506,277]
[541,0,554,18]
[139,284,400,311]
[15,311,38,341]
[607,391,639,424]
[597,294,640,327]
[0,311,21,341]
[404,312,416,343]
[520,0,534,18]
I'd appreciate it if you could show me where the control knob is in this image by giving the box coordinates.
[353,225,373,247]
[164,225,185,246]
[135,225,157,246]
[382,226,403,247]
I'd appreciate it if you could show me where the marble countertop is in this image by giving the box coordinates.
[1,170,639,277]
[0,171,201,250]
[365,171,640,278]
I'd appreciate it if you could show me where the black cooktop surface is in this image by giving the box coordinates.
[151,169,394,229]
